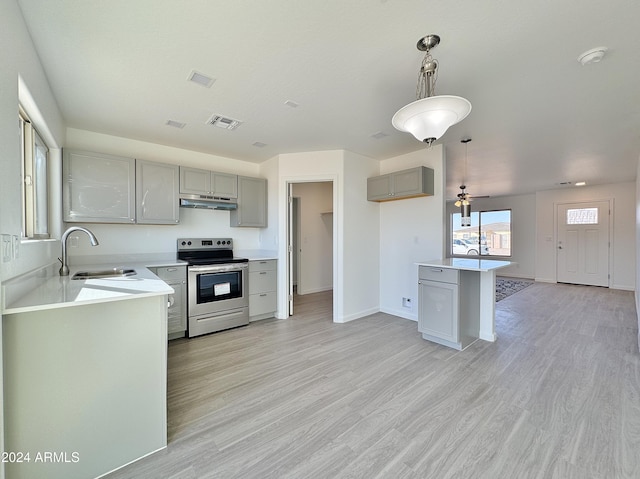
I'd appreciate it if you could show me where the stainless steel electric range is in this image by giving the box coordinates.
[177,238,249,338]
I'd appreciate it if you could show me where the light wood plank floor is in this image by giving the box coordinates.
[105,283,640,479]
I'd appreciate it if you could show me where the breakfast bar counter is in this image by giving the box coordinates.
[416,258,513,348]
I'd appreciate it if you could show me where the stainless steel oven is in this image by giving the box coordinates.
[178,238,249,338]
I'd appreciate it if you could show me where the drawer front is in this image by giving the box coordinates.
[418,266,459,284]
[249,270,276,294]
[154,266,186,281]
[249,291,277,316]
[249,260,276,273]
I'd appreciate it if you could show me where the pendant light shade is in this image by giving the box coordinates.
[392,95,472,144]
[392,34,471,146]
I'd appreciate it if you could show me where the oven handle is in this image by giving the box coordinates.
[188,263,248,274]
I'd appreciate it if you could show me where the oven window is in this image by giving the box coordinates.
[197,271,242,303]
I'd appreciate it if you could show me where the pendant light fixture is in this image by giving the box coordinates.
[454,138,472,227]
[392,35,471,146]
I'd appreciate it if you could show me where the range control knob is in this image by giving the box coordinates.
[187,241,192,246]
[181,241,186,246]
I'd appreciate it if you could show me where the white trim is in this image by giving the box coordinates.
[279,174,340,322]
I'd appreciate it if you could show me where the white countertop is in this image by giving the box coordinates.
[2,262,174,315]
[235,249,278,261]
[416,258,514,272]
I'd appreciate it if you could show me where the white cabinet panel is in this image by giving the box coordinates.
[63,150,135,223]
[179,167,237,198]
[367,166,434,202]
[149,266,186,339]
[249,260,277,320]
[418,266,479,350]
[230,176,267,227]
[136,160,179,224]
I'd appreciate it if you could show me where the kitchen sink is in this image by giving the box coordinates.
[71,268,137,280]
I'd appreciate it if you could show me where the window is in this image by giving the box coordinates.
[566,207,598,225]
[20,108,49,238]
[451,209,511,257]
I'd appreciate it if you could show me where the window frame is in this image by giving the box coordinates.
[451,208,512,258]
[20,106,50,240]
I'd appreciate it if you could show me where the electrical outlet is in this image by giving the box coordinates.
[1,234,11,263]
[402,297,412,309]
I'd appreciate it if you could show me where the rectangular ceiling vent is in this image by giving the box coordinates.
[187,70,215,88]
[206,114,242,130]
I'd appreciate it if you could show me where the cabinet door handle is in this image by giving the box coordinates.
[259,271,267,275]
[166,268,177,272]
[260,294,267,297]
[429,268,444,273]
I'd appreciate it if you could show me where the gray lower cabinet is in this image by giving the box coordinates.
[63,149,136,223]
[230,176,267,227]
[179,166,238,198]
[417,266,479,350]
[149,265,187,339]
[249,259,277,320]
[136,159,180,224]
[367,166,434,202]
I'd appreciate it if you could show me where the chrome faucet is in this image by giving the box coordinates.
[59,226,100,276]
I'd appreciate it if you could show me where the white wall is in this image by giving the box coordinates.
[378,145,445,321]
[63,129,264,258]
[536,181,635,290]
[0,2,66,282]
[636,158,640,349]
[276,149,380,323]
[292,182,333,294]
[342,150,380,321]
[0,2,67,477]
[446,193,537,279]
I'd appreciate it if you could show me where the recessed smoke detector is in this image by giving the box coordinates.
[206,114,242,130]
[252,142,267,148]
[165,119,186,129]
[578,47,608,66]
[284,100,299,108]
[187,70,216,88]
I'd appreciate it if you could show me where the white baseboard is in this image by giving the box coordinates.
[334,306,380,323]
[297,285,333,295]
[379,306,417,322]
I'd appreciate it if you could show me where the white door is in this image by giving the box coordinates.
[556,201,610,287]
[287,183,294,315]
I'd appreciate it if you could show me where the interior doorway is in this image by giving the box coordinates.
[287,181,334,316]
[556,200,611,287]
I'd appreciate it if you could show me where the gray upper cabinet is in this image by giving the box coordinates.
[230,176,267,227]
[367,166,434,202]
[136,160,180,224]
[63,150,136,223]
[179,166,238,198]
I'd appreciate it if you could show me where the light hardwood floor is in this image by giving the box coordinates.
[105,283,640,479]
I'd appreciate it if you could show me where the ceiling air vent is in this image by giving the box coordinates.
[206,114,242,130]
[187,70,215,88]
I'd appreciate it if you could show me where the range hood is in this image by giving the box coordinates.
[179,195,237,210]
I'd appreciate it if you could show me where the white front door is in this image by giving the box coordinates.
[556,201,610,287]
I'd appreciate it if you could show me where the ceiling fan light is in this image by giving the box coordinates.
[392,96,472,143]
[454,200,462,207]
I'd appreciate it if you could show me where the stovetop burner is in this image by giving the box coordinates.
[177,237,248,265]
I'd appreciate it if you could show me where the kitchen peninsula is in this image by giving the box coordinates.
[416,258,513,350]
[2,262,174,479]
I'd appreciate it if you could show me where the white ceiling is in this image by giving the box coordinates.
[17,0,640,200]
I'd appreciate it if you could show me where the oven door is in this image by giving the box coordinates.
[188,263,248,317]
